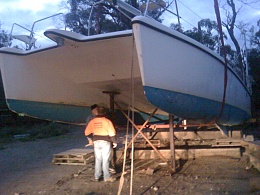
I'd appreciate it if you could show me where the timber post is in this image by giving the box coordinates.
[169,114,176,172]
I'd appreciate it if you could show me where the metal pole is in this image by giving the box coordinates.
[144,0,150,16]
[29,13,63,48]
[169,114,176,171]
[174,0,181,32]
[110,93,115,120]
[103,91,119,169]
[242,30,249,88]
[88,0,104,36]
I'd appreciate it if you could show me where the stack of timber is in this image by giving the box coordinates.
[52,148,94,165]
[241,140,260,172]
[212,138,242,147]
[133,139,161,148]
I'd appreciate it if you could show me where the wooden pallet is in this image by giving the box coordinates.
[52,148,94,165]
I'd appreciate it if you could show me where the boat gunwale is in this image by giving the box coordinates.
[0,30,133,56]
[0,45,58,56]
[131,16,251,96]
[44,29,133,42]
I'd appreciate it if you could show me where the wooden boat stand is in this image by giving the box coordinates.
[116,103,175,173]
[103,91,175,173]
[103,91,120,169]
[103,92,228,174]
[139,122,228,138]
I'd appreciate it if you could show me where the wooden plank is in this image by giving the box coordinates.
[133,139,161,148]
[53,154,87,159]
[52,159,87,165]
[134,148,241,159]
[212,139,241,147]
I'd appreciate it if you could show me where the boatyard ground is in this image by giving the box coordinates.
[0,119,260,195]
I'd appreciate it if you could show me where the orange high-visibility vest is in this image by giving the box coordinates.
[85,116,116,137]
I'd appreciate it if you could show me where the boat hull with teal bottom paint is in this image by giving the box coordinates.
[132,16,251,125]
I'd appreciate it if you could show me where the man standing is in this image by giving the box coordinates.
[85,107,117,182]
[86,104,99,125]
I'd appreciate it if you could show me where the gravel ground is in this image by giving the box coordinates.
[0,125,259,195]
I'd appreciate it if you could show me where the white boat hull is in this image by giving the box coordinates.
[0,16,251,125]
[132,16,251,125]
[0,30,167,124]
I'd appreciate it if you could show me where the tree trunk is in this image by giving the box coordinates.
[224,0,244,78]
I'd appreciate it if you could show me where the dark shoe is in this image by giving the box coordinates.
[104,177,116,182]
[95,178,100,182]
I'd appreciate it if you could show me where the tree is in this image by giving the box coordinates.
[248,48,260,109]
[221,0,245,79]
[248,19,260,109]
[178,19,226,52]
[63,0,131,35]
[0,29,9,48]
[177,18,236,70]
[62,0,169,35]
[194,19,219,51]
[250,20,260,49]
[221,0,260,81]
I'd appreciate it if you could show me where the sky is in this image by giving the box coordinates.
[0,0,67,47]
[0,0,259,48]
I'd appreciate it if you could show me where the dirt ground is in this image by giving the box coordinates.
[0,126,260,195]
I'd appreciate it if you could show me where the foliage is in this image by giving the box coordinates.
[250,19,260,50]
[63,0,132,35]
[221,0,260,80]
[181,19,219,51]
[248,49,260,84]
[178,18,237,69]
[197,19,219,50]
[0,117,71,146]
[0,29,9,48]
[62,0,168,35]
[248,48,260,109]
[247,19,260,110]
[29,123,70,139]
[170,23,182,31]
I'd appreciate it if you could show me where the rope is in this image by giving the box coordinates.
[213,0,228,123]
[117,33,136,195]
[129,34,135,195]
[117,108,130,195]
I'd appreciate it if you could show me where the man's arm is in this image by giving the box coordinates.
[110,135,117,148]
[85,121,94,145]
[107,119,117,148]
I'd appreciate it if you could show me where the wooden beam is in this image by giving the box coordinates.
[169,114,176,172]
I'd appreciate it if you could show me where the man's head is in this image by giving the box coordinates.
[97,106,106,116]
[90,104,98,115]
